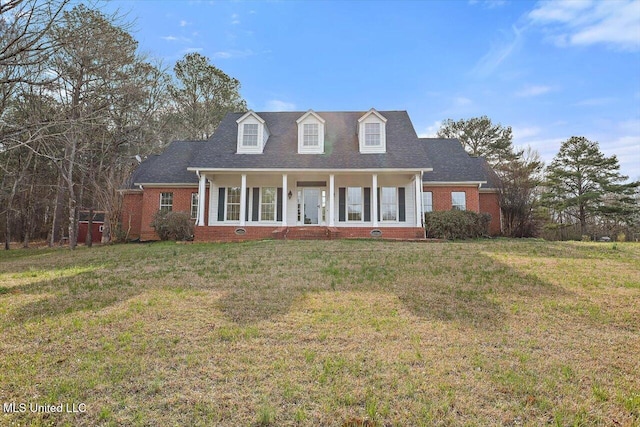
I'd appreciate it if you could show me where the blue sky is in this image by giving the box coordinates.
[105,0,640,180]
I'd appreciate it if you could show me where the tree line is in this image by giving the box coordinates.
[2,1,637,249]
[437,117,639,241]
[0,1,246,249]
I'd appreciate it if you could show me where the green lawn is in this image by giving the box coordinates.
[1,239,639,426]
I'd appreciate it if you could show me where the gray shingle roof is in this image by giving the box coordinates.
[131,140,206,186]
[124,112,500,189]
[188,111,433,170]
[420,138,500,189]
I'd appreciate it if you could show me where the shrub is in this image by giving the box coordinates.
[151,210,194,241]
[424,210,491,240]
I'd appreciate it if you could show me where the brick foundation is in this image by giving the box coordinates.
[194,226,424,242]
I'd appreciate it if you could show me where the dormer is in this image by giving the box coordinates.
[236,111,269,154]
[357,108,387,154]
[296,110,325,154]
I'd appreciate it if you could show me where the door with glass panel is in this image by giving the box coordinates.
[301,188,326,225]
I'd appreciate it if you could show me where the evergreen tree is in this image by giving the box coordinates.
[168,52,247,140]
[436,116,516,168]
[542,136,638,236]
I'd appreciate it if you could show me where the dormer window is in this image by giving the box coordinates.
[243,124,259,147]
[236,111,268,154]
[303,123,319,147]
[364,123,381,147]
[358,108,387,153]
[297,110,325,154]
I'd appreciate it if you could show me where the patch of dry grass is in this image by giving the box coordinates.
[1,239,639,426]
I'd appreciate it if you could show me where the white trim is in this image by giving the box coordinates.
[423,181,486,186]
[240,175,247,226]
[188,167,432,173]
[479,188,499,193]
[207,179,215,225]
[414,173,422,227]
[259,187,277,222]
[372,174,379,227]
[358,109,387,154]
[236,110,266,125]
[282,174,288,226]
[329,174,335,227]
[357,108,388,124]
[296,110,326,124]
[346,187,364,223]
[197,173,206,225]
[379,186,398,223]
[134,183,200,188]
[236,111,268,154]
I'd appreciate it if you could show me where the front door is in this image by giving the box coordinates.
[303,188,320,224]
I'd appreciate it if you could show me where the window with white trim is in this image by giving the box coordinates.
[452,192,466,211]
[226,187,241,221]
[303,123,319,147]
[260,187,277,221]
[347,187,362,221]
[364,122,381,146]
[160,192,173,214]
[191,193,198,219]
[242,123,258,147]
[422,191,433,213]
[381,187,397,221]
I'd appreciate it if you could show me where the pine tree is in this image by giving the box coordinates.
[543,136,638,236]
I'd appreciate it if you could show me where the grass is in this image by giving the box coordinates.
[0,239,639,426]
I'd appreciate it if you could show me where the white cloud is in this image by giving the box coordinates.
[529,0,640,51]
[418,120,442,138]
[212,49,254,59]
[179,20,190,27]
[231,13,240,25]
[515,85,553,97]
[162,35,192,43]
[512,126,542,140]
[265,100,297,111]
[472,25,524,77]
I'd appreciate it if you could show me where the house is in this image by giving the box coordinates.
[120,109,501,241]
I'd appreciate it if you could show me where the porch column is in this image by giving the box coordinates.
[329,174,335,226]
[282,174,288,226]
[207,178,214,225]
[372,173,378,227]
[197,172,206,226]
[415,172,422,227]
[240,174,247,226]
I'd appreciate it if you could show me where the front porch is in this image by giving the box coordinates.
[194,225,425,242]
[193,170,425,236]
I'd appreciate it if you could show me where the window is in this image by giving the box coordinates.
[347,187,362,221]
[191,193,198,219]
[160,192,173,214]
[381,187,397,221]
[303,123,319,147]
[226,187,241,221]
[364,122,381,146]
[260,187,277,221]
[452,192,466,211]
[242,123,258,146]
[422,191,433,213]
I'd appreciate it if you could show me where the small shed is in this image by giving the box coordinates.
[78,211,106,244]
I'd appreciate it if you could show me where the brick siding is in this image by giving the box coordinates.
[479,192,502,236]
